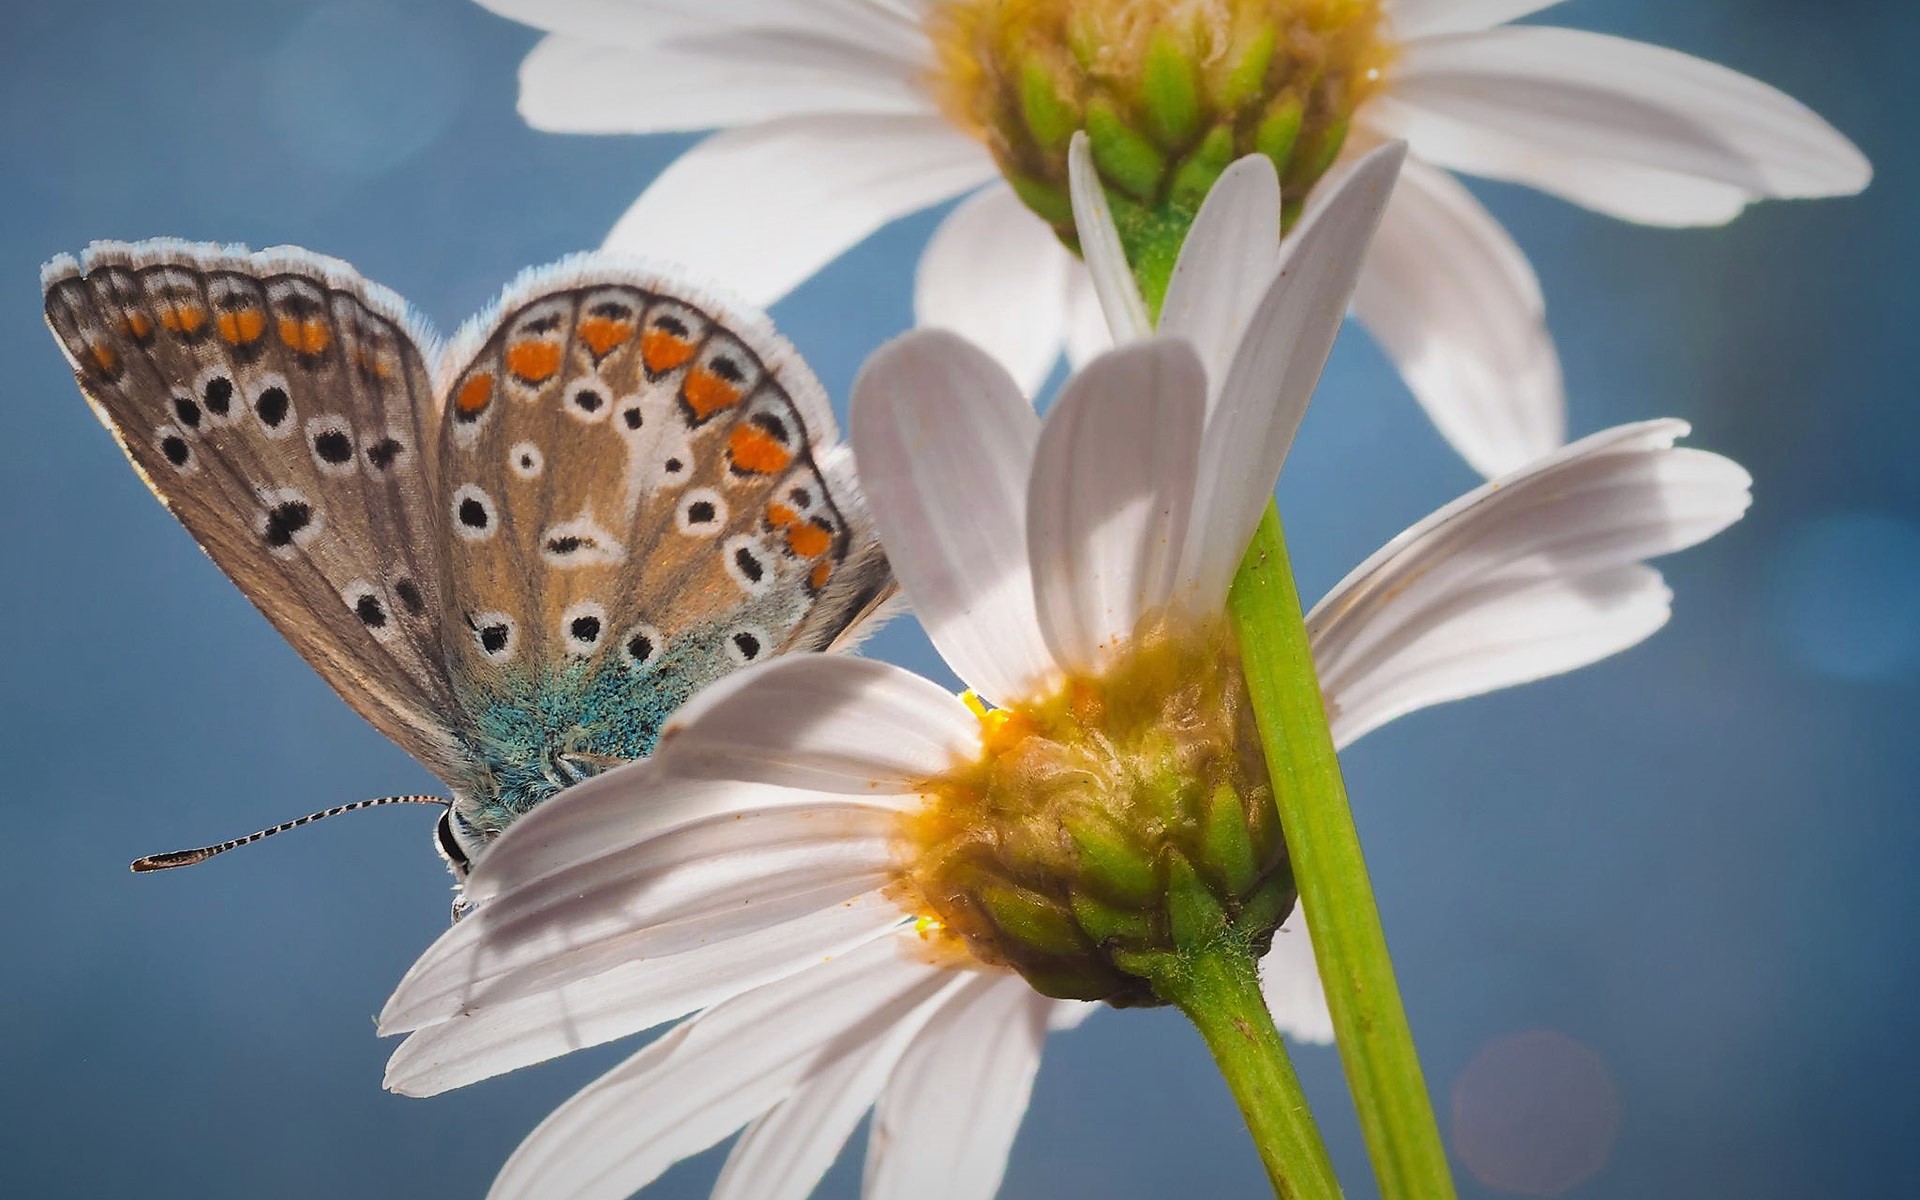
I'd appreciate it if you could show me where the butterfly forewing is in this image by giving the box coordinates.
[432,264,891,837]
[44,243,893,865]
[42,243,470,781]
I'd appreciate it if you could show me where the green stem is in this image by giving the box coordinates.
[1227,505,1457,1200]
[1152,940,1343,1200]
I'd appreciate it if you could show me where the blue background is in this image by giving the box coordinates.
[2,1,1911,1197]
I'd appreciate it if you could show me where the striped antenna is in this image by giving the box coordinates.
[130,794,449,872]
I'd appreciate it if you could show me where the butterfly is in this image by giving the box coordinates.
[42,240,893,893]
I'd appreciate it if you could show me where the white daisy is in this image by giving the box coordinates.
[378,150,1752,1200]
[475,0,1866,475]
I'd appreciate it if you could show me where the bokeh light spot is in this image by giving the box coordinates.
[1765,511,1920,682]
[1451,1029,1620,1197]
[264,1,470,179]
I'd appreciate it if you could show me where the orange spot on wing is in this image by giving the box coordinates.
[684,367,743,422]
[578,316,633,359]
[809,560,833,591]
[278,316,332,355]
[159,304,206,334]
[765,502,798,530]
[727,424,792,475]
[88,342,118,373]
[455,372,494,414]
[787,519,833,559]
[217,309,265,344]
[641,330,695,375]
[121,312,153,340]
[505,340,563,383]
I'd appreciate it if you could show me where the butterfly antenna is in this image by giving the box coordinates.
[130,794,450,873]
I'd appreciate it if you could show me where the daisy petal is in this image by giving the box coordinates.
[1158,154,1284,396]
[1350,156,1563,477]
[1308,420,1753,747]
[383,906,903,1096]
[380,790,898,1032]
[606,114,995,305]
[488,939,953,1200]
[852,329,1059,705]
[656,655,981,791]
[713,960,959,1200]
[1377,27,1871,226]
[1028,338,1205,672]
[1259,908,1335,1045]
[1180,142,1405,609]
[1387,0,1566,40]
[865,975,1052,1200]
[480,0,929,62]
[914,184,1075,395]
[516,30,929,135]
[1068,131,1152,342]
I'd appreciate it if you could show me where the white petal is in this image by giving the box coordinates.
[517,30,930,135]
[606,114,995,305]
[655,655,981,791]
[914,185,1075,395]
[713,954,961,1200]
[1028,338,1205,672]
[1259,908,1335,1045]
[1375,27,1871,226]
[384,905,903,1096]
[1387,0,1565,40]
[480,0,929,62]
[487,939,954,1200]
[1068,131,1152,343]
[380,791,899,1032]
[1179,143,1406,610]
[865,975,1052,1200]
[1158,154,1284,396]
[851,329,1060,706]
[1061,267,1115,368]
[1309,420,1753,747]
[1350,156,1563,477]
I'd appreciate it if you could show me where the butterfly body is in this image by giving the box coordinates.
[43,241,890,877]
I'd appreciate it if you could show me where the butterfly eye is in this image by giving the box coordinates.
[342,580,397,643]
[251,376,295,437]
[256,487,321,558]
[152,425,196,474]
[561,601,608,657]
[724,536,773,596]
[365,433,408,472]
[306,416,358,477]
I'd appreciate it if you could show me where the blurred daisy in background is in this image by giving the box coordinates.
[474,0,1867,476]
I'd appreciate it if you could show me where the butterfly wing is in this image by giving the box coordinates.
[430,259,893,840]
[42,242,472,782]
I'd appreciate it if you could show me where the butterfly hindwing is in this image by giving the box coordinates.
[42,242,470,781]
[432,262,893,838]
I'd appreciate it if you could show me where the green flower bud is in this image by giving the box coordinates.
[926,0,1393,274]
[895,614,1299,1009]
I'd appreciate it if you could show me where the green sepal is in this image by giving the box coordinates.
[1200,782,1262,895]
[1284,113,1351,193]
[1255,95,1306,178]
[1217,24,1278,111]
[1087,101,1167,202]
[978,881,1089,956]
[1170,125,1236,209]
[1141,31,1201,149]
[1071,890,1157,946]
[1019,55,1080,153]
[1237,868,1298,936]
[1166,852,1231,948]
[1007,170,1076,228]
[1066,808,1162,904]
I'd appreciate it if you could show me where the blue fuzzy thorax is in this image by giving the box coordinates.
[450,647,710,839]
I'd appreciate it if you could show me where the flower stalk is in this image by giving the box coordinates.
[1228,505,1457,1200]
[1133,897,1342,1200]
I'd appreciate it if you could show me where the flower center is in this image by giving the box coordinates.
[894,612,1295,1006]
[926,0,1391,252]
